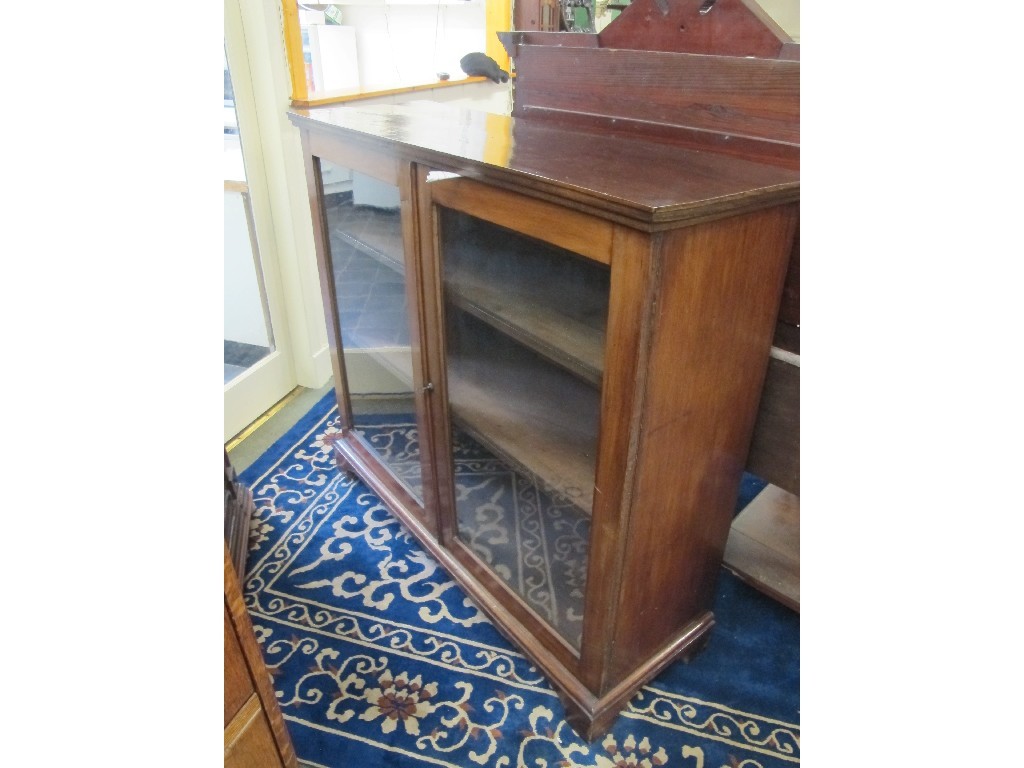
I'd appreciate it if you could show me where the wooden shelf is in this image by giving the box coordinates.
[326,195,414,395]
[722,484,799,611]
[447,272,605,386]
[446,309,599,513]
[440,207,609,388]
[328,200,405,274]
[336,226,403,276]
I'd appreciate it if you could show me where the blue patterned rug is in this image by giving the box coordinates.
[239,392,799,768]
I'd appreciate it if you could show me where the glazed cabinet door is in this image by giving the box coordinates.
[419,168,615,659]
[301,134,436,531]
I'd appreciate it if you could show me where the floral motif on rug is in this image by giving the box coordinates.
[240,394,799,768]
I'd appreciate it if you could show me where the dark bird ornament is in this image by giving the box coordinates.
[459,52,509,83]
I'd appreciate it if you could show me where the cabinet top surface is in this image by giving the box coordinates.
[289,103,798,225]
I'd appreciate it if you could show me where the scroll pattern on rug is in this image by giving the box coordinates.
[240,395,800,768]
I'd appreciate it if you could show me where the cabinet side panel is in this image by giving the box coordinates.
[225,606,254,726]
[224,546,299,768]
[606,205,797,686]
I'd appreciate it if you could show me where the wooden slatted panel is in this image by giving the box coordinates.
[511,46,799,146]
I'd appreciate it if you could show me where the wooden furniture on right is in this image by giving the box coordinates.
[726,265,800,611]
[225,545,298,768]
[224,450,255,579]
[505,0,802,612]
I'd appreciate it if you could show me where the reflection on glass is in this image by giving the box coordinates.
[294,1,487,95]
[438,205,610,649]
[299,5,360,95]
[320,159,422,502]
[224,45,274,384]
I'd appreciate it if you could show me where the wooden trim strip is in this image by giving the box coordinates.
[290,76,500,109]
[224,545,299,767]
[428,175,613,265]
[592,613,715,727]
[281,0,308,103]
[768,345,800,367]
[224,694,262,751]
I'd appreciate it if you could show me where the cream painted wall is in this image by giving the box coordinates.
[754,0,799,41]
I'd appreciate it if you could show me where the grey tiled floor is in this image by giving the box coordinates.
[327,194,411,351]
[227,195,407,471]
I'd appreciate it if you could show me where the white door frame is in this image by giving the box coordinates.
[223,0,332,442]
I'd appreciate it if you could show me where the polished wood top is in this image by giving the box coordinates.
[288,103,798,228]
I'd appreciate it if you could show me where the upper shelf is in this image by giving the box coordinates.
[446,310,601,514]
[333,214,404,274]
[447,273,605,387]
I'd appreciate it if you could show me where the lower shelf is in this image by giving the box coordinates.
[445,311,601,514]
[722,484,800,611]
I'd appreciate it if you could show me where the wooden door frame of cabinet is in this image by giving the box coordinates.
[414,162,587,674]
[576,224,657,694]
[297,128,441,535]
[306,149,605,707]
[299,140,355,430]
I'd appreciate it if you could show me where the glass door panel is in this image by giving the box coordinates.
[223,9,297,443]
[437,205,610,650]
[319,158,423,503]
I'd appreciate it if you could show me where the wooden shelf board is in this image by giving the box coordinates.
[722,483,799,611]
[447,356,598,514]
[447,276,605,386]
[335,229,403,275]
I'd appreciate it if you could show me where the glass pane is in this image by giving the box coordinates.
[295,2,486,95]
[320,159,422,502]
[224,46,274,384]
[438,206,610,649]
